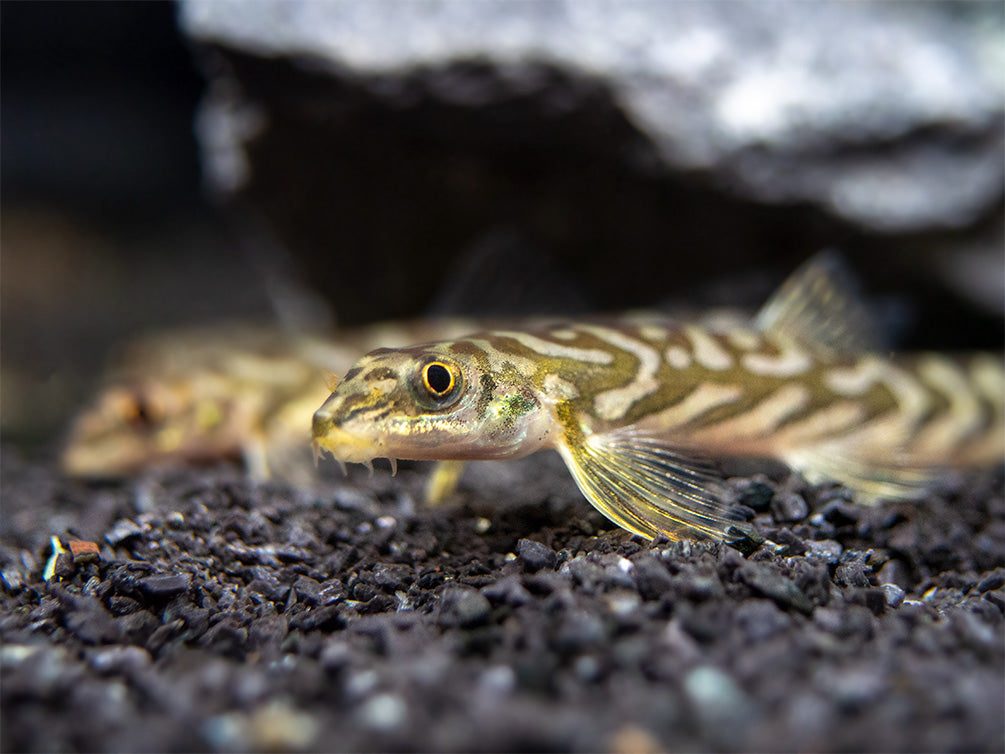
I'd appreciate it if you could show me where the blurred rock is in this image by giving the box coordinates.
[437,587,491,628]
[181,0,1002,233]
[178,0,1004,335]
[517,538,558,572]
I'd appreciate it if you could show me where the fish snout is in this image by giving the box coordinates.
[311,398,385,466]
[312,406,335,440]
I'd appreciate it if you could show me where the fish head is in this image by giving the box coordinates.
[61,376,246,477]
[312,341,554,468]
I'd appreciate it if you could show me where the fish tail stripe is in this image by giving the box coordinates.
[770,400,869,446]
[881,364,933,425]
[971,355,1005,413]
[825,358,931,423]
[910,356,985,454]
[825,359,884,396]
[962,355,1005,464]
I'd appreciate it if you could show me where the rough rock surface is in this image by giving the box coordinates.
[181,0,1003,233]
[2,450,1003,752]
[176,0,1004,335]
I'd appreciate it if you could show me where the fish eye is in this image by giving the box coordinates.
[422,361,456,398]
[123,392,158,428]
[411,358,463,409]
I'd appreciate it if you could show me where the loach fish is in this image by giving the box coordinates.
[312,254,1005,544]
[61,319,483,484]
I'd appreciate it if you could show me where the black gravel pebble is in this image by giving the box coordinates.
[517,538,558,571]
[770,491,810,523]
[803,538,843,564]
[1,452,1003,752]
[881,583,907,608]
[978,570,1005,593]
[437,587,492,628]
[732,477,775,512]
[631,555,677,601]
[137,573,191,598]
[738,561,815,614]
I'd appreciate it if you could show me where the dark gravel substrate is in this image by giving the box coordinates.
[2,448,1003,753]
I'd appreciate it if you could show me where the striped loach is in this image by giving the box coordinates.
[61,319,483,484]
[312,254,1004,544]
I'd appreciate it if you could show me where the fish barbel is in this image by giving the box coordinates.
[312,254,1004,543]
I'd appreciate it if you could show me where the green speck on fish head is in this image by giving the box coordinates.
[503,392,536,417]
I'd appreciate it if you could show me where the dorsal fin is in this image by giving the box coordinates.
[754,251,883,355]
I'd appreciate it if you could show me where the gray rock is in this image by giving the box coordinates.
[813,605,875,639]
[517,539,558,572]
[137,573,191,598]
[105,519,144,547]
[738,561,814,614]
[733,598,792,643]
[89,646,153,676]
[553,609,608,655]
[821,665,887,711]
[771,492,810,524]
[358,692,408,731]
[684,665,757,745]
[803,539,844,565]
[835,553,873,588]
[732,478,775,512]
[481,575,533,607]
[881,583,907,609]
[977,570,1005,593]
[437,587,492,628]
[181,0,1003,233]
[291,575,321,604]
[563,555,606,591]
[631,556,675,601]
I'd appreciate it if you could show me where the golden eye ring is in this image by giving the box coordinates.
[422,361,456,398]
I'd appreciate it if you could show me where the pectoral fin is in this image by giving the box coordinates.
[557,428,762,547]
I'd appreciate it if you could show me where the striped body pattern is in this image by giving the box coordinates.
[446,322,1003,470]
[61,318,483,483]
[312,255,1004,543]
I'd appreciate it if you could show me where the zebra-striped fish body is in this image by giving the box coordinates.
[312,256,1004,543]
[61,318,484,484]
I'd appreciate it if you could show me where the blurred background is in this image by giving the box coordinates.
[2,0,1003,453]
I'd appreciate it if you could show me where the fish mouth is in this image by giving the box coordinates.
[311,424,398,477]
